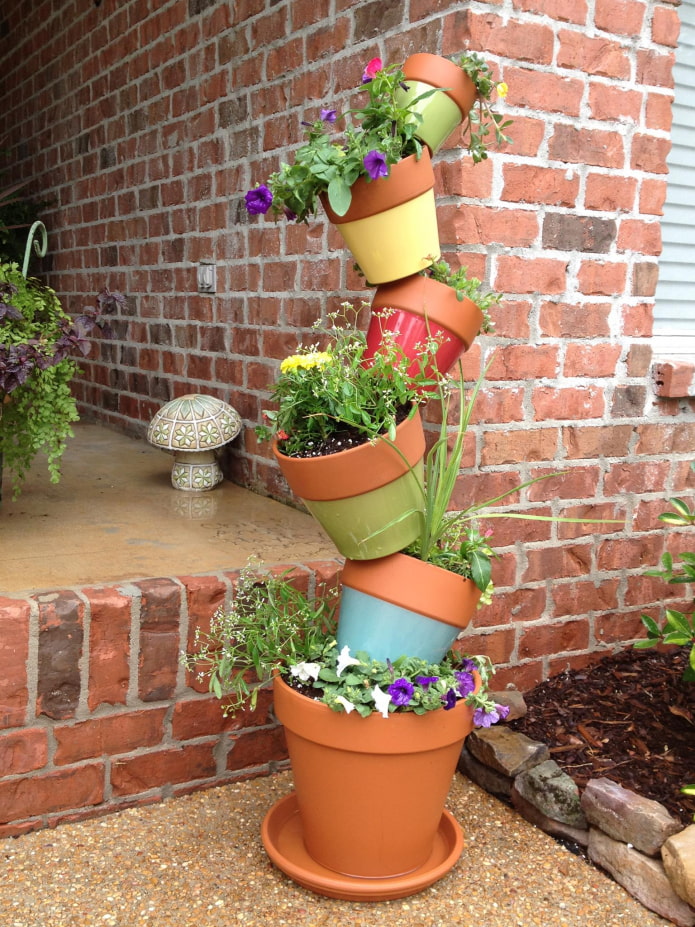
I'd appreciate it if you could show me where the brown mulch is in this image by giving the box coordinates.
[509,646,695,827]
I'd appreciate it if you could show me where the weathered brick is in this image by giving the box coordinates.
[36,592,84,721]
[110,743,217,796]
[0,729,49,777]
[87,587,131,711]
[137,579,181,702]
[0,599,30,729]
[542,213,616,252]
[54,708,167,765]
[0,765,104,824]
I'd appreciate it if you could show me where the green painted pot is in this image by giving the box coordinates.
[397,54,477,155]
[273,410,426,560]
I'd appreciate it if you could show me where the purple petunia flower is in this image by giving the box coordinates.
[442,688,458,711]
[244,184,273,215]
[320,108,337,123]
[459,658,477,675]
[388,678,415,707]
[474,703,510,728]
[282,206,297,221]
[454,671,476,698]
[415,675,439,690]
[363,150,388,180]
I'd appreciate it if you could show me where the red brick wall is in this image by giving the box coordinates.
[1,0,694,691]
[0,562,339,837]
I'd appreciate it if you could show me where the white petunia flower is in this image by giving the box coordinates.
[335,695,356,714]
[336,645,361,677]
[372,684,392,719]
[289,661,321,682]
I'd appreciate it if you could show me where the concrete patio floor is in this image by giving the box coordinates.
[0,422,336,596]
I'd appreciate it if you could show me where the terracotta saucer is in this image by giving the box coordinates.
[260,792,464,901]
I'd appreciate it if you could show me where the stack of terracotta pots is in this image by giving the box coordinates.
[262,53,492,902]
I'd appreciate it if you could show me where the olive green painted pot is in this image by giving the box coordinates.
[273,410,426,560]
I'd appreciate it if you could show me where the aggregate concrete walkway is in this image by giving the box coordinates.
[0,771,669,927]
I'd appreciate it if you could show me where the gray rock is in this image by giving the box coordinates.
[457,745,513,798]
[466,726,549,778]
[489,688,527,720]
[662,824,695,908]
[514,759,587,828]
[589,828,695,927]
[581,776,683,856]
[511,786,589,846]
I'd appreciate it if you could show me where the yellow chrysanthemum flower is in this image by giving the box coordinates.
[496,82,508,99]
[280,351,332,374]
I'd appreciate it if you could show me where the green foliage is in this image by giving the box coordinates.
[424,259,500,333]
[0,263,119,498]
[0,265,79,498]
[182,566,339,714]
[636,486,695,682]
[456,51,513,163]
[182,566,501,719]
[255,303,441,458]
[257,62,428,223]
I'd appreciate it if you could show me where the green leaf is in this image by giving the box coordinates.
[663,632,691,646]
[664,609,693,636]
[470,549,492,592]
[327,177,352,216]
[640,614,661,637]
[633,638,658,649]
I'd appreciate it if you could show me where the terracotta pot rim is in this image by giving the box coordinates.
[273,406,425,501]
[320,149,434,225]
[372,274,484,351]
[402,53,477,117]
[273,673,478,754]
[340,551,482,629]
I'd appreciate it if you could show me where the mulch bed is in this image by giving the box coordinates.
[509,646,695,827]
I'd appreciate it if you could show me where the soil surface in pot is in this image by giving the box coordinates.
[277,404,412,458]
[509,646,694,827]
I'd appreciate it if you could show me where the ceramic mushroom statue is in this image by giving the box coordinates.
[147,394,241,491]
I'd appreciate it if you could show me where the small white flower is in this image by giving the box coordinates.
[335,695,356,714]
[289,661,321,682]
[336,645,361,677]
[372,684,392,718]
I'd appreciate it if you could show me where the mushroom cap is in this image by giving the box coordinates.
[147,394,241,451]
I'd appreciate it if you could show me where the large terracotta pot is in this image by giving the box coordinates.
[320,150,440,285]
[337,552,482,662]
[261,675,477,900]
[397,53,477,154]
[273,409,426,560]
[364,272,484,387]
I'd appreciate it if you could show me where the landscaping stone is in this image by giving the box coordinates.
[588,828,695,927]
[513,759,587,828]
[581,776,683,856]
[457,744,513,798]
[489,688,527,720]
[662,824,695,908]
[466,726,549,777]
[510,786,589,846]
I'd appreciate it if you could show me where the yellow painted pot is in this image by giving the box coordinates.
[321,150,440,285]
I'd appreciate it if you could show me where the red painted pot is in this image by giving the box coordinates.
[364,273,484,386]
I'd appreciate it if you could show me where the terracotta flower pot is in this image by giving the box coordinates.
[397,53,477,154]
[320,150,440,285]
[261,674,477,900]
[273,409,426,560]
[364,272,484,387]
[337,552,482,662]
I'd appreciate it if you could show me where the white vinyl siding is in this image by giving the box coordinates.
[653,0,695,358]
